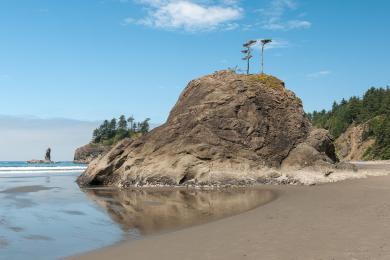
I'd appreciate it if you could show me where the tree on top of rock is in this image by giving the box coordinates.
[241,40,256,75]
[260,39,272,74]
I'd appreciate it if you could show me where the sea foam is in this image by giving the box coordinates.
[0,166,87,175]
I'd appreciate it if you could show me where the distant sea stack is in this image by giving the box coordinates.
[77,71,347,187]
[74,143,111,164]
[27,148,53,164]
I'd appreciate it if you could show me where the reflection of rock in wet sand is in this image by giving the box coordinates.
[23,235,54,241]
[0,185,57,194]
[0,236,9,248]
[62,210,85,216]
[83,188,276,235]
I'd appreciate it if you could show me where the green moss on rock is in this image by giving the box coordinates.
[245,74,285,90]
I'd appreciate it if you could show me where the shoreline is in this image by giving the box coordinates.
[70,163,390,260]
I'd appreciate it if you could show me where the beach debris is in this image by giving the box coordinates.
[324,170,334,177]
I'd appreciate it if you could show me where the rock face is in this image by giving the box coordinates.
[74,143,111,164]
[77,71,339,187]
[335,123,374,161]
[281,128,338,169]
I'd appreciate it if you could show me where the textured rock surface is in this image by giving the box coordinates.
[77,71,339,187]
[281,128,338,170]
[74,143,111,164]
[335,123,374,161]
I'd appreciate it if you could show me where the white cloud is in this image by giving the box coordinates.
[221,0,240,5]
[259,0,311,31]
[306,70,331,79]
[121,17,135,25]
[126,0,243,32]
[223,22,240,31]
[286,19,311,29]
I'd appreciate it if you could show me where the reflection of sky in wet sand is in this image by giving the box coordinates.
[0,173,124,260]
[0,173,276,260]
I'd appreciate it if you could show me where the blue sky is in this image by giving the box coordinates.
[0,0,389,124]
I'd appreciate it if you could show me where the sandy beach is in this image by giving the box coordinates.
[71,163,390,260]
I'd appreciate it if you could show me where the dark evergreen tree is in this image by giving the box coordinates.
[140,118,150,134]
[91,116,151,145]
[118,115,128,130]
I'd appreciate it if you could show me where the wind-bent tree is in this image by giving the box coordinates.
[242,40,257,75]
[260,39,272,74]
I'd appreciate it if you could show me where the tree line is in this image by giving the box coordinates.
[92,115,150,145]
[307,86,390,159]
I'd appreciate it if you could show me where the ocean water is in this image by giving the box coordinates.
[0,161,128,260]
[0,161,87,175]
[0,161,276,260]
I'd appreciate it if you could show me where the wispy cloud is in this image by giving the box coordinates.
[121,17,135,25]
[252,39,290,50]
[259,0,311,31]
[123,0,243,32]
[306,70,331,79]
[263,39,290,49]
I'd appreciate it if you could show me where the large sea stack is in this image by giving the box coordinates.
[78,71,343,187]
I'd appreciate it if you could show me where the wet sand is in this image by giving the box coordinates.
[0,172,276,260]
[79,187,277,236]
[0,173,127,260]
[72,164,390,260]
[0,185,57,194]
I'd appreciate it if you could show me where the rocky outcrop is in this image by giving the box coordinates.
[281,128,338,170]
[45,148,51,161]
[74,143,111,164]
[335,123,374,161]
[77,71,340,187]
[27,148,53,164]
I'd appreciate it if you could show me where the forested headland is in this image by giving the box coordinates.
[307,87,390,160]
[92,115,150,145]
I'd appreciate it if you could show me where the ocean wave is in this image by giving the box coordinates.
[0,166,87,174]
